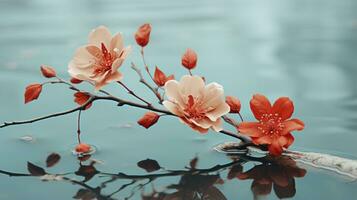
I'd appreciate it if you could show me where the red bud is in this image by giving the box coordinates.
[153,66,175,87]
[226,96,241,113]
[70,77,83,84]
[74,92,92,109]
[135,23,151,47]
[75,143,91,153]
[40,65,56,78]
[137,112,160,129]
[181,48,197,70]
[24,83,42,104]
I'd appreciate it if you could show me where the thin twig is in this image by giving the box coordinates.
[117,81,151,106]
[131,62,163,103]
[77,110,82,144]
[140,47,155,83]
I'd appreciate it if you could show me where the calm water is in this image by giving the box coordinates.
[1,0,357,199]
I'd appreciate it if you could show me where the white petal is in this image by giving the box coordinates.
[206,103,230,121]
[179,75,205,98]
[211,118,223,132]
[69,46,96,69]
[110,33,123,51]
[163,101,184,116]
[164,80,185,107]
[88,25,112,47]
[202,82,225,108]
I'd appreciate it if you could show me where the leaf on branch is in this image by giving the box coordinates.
[154,66,174,87]
[137,112,160,129]
[46,153,61,168]
[40,65,56,78]
[24,83,42,104]
[74,92,92,109]
[137,159,161,172]
[27,162,46,176]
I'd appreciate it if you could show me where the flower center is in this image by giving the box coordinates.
[184,95,206,119]
[257,113,285,136]
[92,43,114,77]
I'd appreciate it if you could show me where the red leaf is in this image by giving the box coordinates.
[70,77,83,84]
[226,96,241,113]
[24,84,42,104]
[46,153,61,168]
[74,92,92,109]
[181,48,197,70]
[137,112,160,129]
[135,23,151,47]
[153,66,175,87]
[137,159,161,172]
[27,162,46,176]
[40,65,56,78]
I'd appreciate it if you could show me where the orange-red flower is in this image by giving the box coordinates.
[153,66,174,87]
[68,26,131,90]
[135,23,151,47]
[238,94,305,156]
[238,156,306,199]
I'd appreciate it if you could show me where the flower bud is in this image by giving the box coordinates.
[75,143,91,153]
[135,23,151,47]
[226,96,241,113]
[70,77,83,84]
[137,112,160,129]
[181,48,197,70]
[40,65,56,78]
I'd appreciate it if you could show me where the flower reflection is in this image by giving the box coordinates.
[0,153,306,200]
[237,156,306,199]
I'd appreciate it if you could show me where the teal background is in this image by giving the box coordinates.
[0,0,357,199]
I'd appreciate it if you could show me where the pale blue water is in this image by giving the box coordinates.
[1,0,357,199]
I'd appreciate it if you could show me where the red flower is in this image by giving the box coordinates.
[135,23,151,47]
[238,94,304,156]
[181,48,197,70]
[226,96,241,113]
[137,112,160,129]
[153,66,174,87]
[40,65,56,78]
[238,156,306,199]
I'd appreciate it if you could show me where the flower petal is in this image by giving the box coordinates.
[253,135,273,145]
[88,25,112,47]
[211,118,223,132]
[238,122,263,137]
[179,75,205,98]
[281,133,295,148]
[268,141,283,156]
[164,79,185,107]
[110,33,123,52]
[272,97,294,120]
[162,101,184,117]
[206,103,230,121]
[179,117,209,134]
[282,119,304,135]
[250,94,272,120]
[94,71,122,90]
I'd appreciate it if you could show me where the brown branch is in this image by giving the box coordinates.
[131,62,163,103]
[117,81,151,106]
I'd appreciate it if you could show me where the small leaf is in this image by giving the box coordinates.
[27,162,46,176]
[24,83,42,104]
[46,153,61,168]
[137,112,160,129]
[137,159,161,172]
[74,92,92,109]
[40,65,56,78]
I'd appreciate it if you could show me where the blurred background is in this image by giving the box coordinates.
[0,0,357,199]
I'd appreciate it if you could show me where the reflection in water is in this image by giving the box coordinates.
[0,153,306,200]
